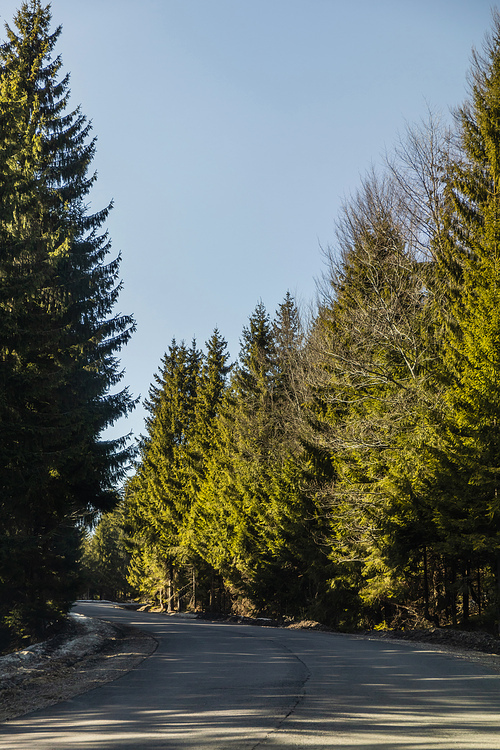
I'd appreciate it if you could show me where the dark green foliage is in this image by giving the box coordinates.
[125,334,230,610]
[110,11,500,632]
[184,299,330,619]
[299,11,500,632]
[306,172,434,620]
[417,11,500,626]
[124,301,329,620]
[0,2,135,647]
[80,505,135,601]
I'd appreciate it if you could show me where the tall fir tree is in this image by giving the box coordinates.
[191,328,231,462]
[0,2,135,644]
[188,300,328,618]
[425,10,500,626]
[185,303,278,604]
[126,339,205,609]
[80,503,134,601]
[127,341,201,549]
[308,173,436,626]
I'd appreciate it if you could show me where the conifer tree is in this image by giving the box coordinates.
[425,11,500,624]
[188,300,328,617]
[187,304,277,595]
[188,329,231,489]
[308,173,434,625]
[127,341,201,551]
[0,1,135,643]
[80,504,133,601]
[125,339,212,610]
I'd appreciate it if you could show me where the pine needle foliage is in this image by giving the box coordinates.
[0,1,135,645]
[125,333,230,611]
[423,11,500,625]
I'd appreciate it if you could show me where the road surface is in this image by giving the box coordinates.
[1,601,500,748]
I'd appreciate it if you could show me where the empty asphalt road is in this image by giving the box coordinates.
[2,601,500,748]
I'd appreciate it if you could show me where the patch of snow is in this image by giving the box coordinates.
[0,614,114,683]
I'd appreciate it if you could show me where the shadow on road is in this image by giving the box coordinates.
[1,603,500,749]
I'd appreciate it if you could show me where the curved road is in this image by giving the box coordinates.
[2,601,500,748]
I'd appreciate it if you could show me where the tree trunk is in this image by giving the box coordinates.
[477,565,482,617]
[497,554,500,636]
[423,546,430,621]
[461,563,469,625]
[167,563,174,613]
[451,564,457,627]
[209,570,214,612]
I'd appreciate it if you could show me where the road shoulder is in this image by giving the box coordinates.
[0,616,157,722]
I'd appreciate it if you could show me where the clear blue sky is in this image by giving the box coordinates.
[0,0,495,443]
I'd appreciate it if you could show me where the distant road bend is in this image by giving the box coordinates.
[2,601,500,748]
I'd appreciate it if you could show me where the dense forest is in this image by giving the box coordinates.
[4,1,500,648]
[91,9,500,632]
[0,1,135,648]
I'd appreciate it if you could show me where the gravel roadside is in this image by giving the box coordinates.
[0,612,157,722]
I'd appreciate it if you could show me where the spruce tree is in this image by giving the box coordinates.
[188,301,327,617]
[427,11,500,624]
[0,1,135,644]
[80,504,133,601]
[191,328,231,461]
[128,341,201,548]
[308,173,435,626]
[125,340,204,610]
[184,304,278,602]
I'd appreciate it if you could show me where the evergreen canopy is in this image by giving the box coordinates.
[0,1,135,644]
